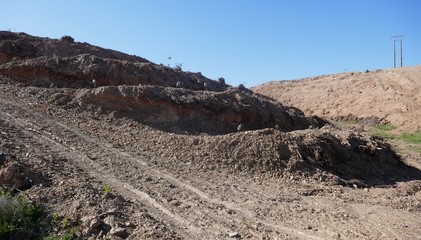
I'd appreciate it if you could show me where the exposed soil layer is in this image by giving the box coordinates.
[0,31,227,91]
[75,85,326,134]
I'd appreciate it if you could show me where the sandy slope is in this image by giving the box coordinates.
[253,65,421,132]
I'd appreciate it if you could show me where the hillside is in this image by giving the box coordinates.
[1,32,421,239]
[253,66,421,132]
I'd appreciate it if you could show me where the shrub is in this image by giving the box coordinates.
[218,77,225,84]
[174,63,182,71]
[61,35,74,43]
[0,189,44,239]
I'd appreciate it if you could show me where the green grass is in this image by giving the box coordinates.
[369,124,421,142]
[370,124,397,139]
[370,124,421,154]
[375,124,397,132]
[400,131,421,144]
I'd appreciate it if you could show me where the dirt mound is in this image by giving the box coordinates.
[75,85,326,134]
[252,66,421,132]
[135,126,418,186]
[0,31,227,90]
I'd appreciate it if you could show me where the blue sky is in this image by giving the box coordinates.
[2,0,420,87]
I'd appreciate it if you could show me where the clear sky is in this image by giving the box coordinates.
[2,0,420,87]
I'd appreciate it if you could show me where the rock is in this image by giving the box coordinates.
[0,161,17,182]
[0,152,8,163]
[82,216,102,231]
[124,221,135,228]
[229,232,240,238]
[110,227,128,238]
[104,215,116,228]
[0,155,35,189]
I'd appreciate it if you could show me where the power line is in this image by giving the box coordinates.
[391,35,404,68]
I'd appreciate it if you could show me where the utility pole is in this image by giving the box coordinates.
[400,36,403,67]
[392,35,404,68]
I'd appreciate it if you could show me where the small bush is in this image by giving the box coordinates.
[218,77,225,84]
[61,35,74,43]
[174,63,182,71]
[0,189,44,239]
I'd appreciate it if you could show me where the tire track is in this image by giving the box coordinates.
[0,97,326,239]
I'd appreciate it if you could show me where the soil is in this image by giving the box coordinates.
[252,66,421,133]
[1,32,420,239]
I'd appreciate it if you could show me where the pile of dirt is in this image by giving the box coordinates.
[252,66,421,132]
[137,125,418,186]
[0,31,227,91]
[75,85,326,134]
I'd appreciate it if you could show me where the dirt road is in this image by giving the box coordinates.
[1,84,421,239]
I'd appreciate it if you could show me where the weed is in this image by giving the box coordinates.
[61,226,79,240]
[61,217,69,229]
[0,188,45,239]
[44,225,79,240]
[52,212,59,223]
[103,184,113,194]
